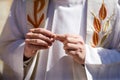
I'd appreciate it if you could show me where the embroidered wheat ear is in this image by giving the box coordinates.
[99,0,107,20]
[91,12,101,33]
[27,0,46,28]
[92,32,99,47]
[90,0,114,47]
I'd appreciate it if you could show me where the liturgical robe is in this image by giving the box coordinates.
[0,0,120,80]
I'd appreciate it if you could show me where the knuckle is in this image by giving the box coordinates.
[39,28,42,31]
[76,51,80,55]
[78,47,81,50]
[26,32,31,36]
[38,33,43,38]
[66,43,70,47]
[26,32,32,38]
[78,40,84,45]
[33,39,38,43]
[35,33,40,38]
[65,34,70,38]
[66,37,70,41]
[77,39,81,42]
[63,46,66,50]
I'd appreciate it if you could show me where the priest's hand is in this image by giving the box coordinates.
[24,28,55,58]
[56,34,86,64]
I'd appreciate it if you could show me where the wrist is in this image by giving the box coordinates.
[24,45,37,59]
[24,49,37,58]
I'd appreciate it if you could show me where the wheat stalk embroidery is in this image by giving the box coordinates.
[91,0,114,47]
[27,0,46,28]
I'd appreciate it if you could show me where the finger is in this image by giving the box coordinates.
[56,34,67,42]
[64,43,82,50]
[30,28,56,38]
[66,50,82,61]
[24,44,49,58]
[27,44,49,50]
[65,50,77,57]
[66,49,85,64]
[26,32,53,44]
[64,37,84,44]
[25,39,51,46]
[65,34,80,38]
[56,34,84,44]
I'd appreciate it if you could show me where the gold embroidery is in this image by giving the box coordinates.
[27,0,46,28]
[91,12,101,33]
[99,0,107,20]
[92,32,99,47]
[91,0,114,47]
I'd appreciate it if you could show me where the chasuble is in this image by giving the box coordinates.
[0,0,120,80]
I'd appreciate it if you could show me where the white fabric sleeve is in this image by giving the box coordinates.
[85,44,120,79]
[0,0,27,79]
[85,45,120,64]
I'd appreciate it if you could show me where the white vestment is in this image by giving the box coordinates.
[0,59,16,80]
[0,0,120,80]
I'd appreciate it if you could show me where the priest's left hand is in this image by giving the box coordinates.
[56,34,86,64]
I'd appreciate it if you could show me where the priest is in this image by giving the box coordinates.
[0,0,120,80]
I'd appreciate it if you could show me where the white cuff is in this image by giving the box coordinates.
[85,45,102,64]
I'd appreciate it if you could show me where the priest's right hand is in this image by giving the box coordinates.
[24,28,55,58]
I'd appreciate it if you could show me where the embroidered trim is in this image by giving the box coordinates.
[91,0,114,47]
[27,0,46,28]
